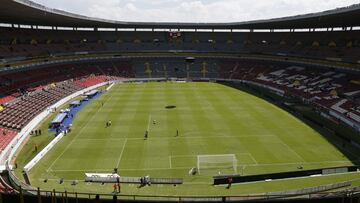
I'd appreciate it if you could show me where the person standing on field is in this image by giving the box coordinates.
[227,177,233,189]
[117,183,121,193]
[113,183,118,193]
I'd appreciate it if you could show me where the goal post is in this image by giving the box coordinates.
[197,154,238,174]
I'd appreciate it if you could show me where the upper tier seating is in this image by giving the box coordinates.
[0,27,359,62]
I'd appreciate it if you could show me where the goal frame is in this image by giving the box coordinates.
[197,154,238,174]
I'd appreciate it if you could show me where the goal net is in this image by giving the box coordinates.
[197,154,238,175]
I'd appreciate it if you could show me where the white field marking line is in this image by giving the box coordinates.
[147,114,152,132]
[169,156,172,169]
[242,153,258,165]
[74,135,276,141]
[181,131,225,137]
[241,165,247,175]
[170,153,254,159]
[116,138,128,167]
[276,138,306,162]
[170,155,197,158]
[50,160,357,172]
[181,131,276,138]
[46,91,116,172]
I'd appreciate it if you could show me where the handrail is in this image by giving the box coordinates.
[11,181,357,202]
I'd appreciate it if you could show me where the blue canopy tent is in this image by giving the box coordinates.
[84,90,99,98]
[69,101,81,107]
[49,113,68,128]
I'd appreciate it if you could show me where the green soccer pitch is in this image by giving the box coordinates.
[14,82,360,196]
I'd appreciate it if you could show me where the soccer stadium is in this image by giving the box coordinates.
[0,0,359,202]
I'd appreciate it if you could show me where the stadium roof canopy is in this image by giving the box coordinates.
[1,0,360,29]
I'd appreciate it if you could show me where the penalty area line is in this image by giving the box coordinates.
[46,91,115,172]
[49,160,357,173]
[116,139,128,167]
[239,153,258,165]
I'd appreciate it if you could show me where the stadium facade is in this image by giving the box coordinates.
[0,0,359,202]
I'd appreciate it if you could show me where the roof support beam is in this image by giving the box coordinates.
[1,1,360,30]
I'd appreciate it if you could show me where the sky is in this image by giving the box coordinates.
[32,0,360,23]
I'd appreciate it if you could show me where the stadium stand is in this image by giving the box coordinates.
[0,96,16,104]
[0,61,134,102]
[0,27,359,63]
[0,74,121,152]
[219,60,360,126]
[74,75,119,88]
[0,81,81,130]
[0,1,359,202]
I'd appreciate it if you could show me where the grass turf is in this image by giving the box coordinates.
[15,82,360,196]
